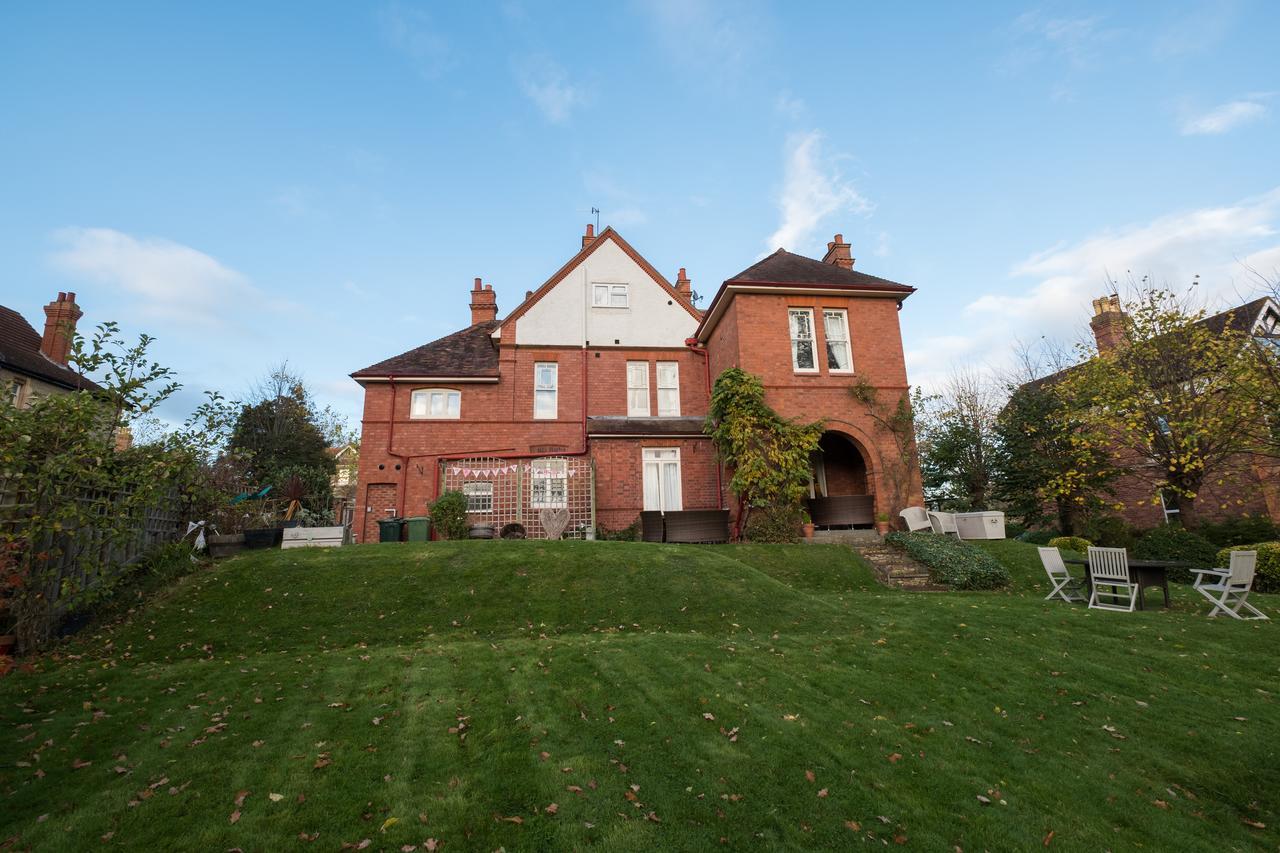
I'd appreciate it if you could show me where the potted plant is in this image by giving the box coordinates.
[875,512,892,535]
[801,510,815,540]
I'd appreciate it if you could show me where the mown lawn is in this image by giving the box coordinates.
[1,540,1276,851]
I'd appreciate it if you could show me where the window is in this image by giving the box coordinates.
[534,362,558,419]
[6,378,24,408]
[789,309,817,372]
[531,458,567,508]
[642,448,682,511]
[656,362,680,416]
[627,361,650,416]
[410,389,460,419]
[823,309,852,372]
[592,283,629,308]
[462,482,493,513]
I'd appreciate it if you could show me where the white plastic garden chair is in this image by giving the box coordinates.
[927,511,959,537]
[899,507,932,533]
[1193,551,1268,620]
[1086,546,1137,612]
[1038,547,1086,603]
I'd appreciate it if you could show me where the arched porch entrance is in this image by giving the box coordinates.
[807,431,875,528]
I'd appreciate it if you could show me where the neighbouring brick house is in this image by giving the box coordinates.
[350,225,923,542]
[1,292,101,409]
[1030,294,1280,530]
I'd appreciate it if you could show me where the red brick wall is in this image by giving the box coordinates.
[590,437,723,532]
[362,483,398,542]
[1099,449,1280,531]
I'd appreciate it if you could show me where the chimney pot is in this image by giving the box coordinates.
[821,233,854,270]
[41,290,83,365]
[582,223,597,249]
[675,267,692,301]
[1089,294,1127,353]
[469,278,498,324]
[473,277,483,289]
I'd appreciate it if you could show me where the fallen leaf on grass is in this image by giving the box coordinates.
[545,803,559,815]
[71,758,92,769]
[497,815,524,825]
[703,712,715,721]
[976,795,991,805]
[1043,830,1055,846]
[235,790,250,807]
[230,810,241,823]
[817,789,829,799]
[381,817,398,832]
[845,820,861,831]
[805,770,815,783]
[1242,818,1266,829]
[268,793,284,803]
[424,840,439,852]
[887,753,902,764]
[1153,800,1169,810]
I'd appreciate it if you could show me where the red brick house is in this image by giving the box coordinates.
[350,225,923,541]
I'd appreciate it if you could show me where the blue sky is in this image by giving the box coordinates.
[2,1,1278,429]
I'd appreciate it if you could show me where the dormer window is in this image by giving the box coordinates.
[592,283,629,308]
[410,389,460,419]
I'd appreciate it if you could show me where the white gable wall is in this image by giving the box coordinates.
[513,239,697,347]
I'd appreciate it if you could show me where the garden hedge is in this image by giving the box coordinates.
[884,531,1010,590]
[1133,525,1219,583]
[1047,535,1091,554]
[1216,542,1280,593]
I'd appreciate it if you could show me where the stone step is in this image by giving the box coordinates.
[842,538,946,591]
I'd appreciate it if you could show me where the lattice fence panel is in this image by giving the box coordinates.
[442,456,595,539]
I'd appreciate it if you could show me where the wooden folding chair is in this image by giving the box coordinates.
[1038,547,1086,603]
[1194,551,1269,620]
[1087,546,1137,612]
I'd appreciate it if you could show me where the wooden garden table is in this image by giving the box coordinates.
[1062,558,1190,611]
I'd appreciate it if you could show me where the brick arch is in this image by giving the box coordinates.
[817,422,880,486]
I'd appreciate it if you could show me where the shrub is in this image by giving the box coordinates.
[429,491,469,541]
[743,505,803,544]
[1196,516,1280,548]
[598,519,639,541]
[1083,515,1137,549]
[1133,525,1218,583]
[884,531,1010,590]
[1047,535,1092,554]
[1019,529,1059,545]
[1216,543,1280,593]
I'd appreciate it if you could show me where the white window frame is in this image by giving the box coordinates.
[642,447,683,512]
[462,482,494,513]
[789,308,818,373]
[592,283,629,308]
[656,361,680,417]
[627,361,650,417]
[530,457,568,509]
[534,362,558,420]
[409,388,461,420]
[7,378,25,408]
[822,309,853,373]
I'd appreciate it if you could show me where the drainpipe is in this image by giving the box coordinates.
[684,338,724,512]
[387,376,409,514]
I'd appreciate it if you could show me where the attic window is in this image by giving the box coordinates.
[592,283,629,308]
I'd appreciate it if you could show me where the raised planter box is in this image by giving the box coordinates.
[954,511,1006,540]
[207,533,245,559]
[244,528,283,549]
[282,526,350,549]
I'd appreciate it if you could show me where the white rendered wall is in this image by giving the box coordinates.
[514,239,697,347]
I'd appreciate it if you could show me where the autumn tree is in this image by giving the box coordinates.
[228,363,336,485]
[1048,286,1269,523]
[913,371,1000,511]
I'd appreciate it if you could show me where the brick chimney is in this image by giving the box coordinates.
[41,291,82,365]
[469,278,498,325]
[675,267,692,301]
[581,223,597,249]
[1090,294,1127,353]
[821,234,854,270]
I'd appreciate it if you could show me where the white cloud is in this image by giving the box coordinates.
[1004,11,1115,71]
[764,131,872,255]
[48,227,263,327]
[380,3,452,79]
[637,0,764,82]
[1180,95,1270,135]
[906,188,1280,389]
[514,56,588,123]
[774,90,806,120]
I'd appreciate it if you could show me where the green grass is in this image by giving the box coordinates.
[1,540,1277,851]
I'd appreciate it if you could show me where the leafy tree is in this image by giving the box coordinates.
[1048,286,1270,523]
[705,368,823,536]
[228,364,335,485]
[913,372,999,511]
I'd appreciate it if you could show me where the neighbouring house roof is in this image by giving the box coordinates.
[351,321,500,381]
[695,249,916,342]
[1020,296,1280,393]
[327,443,358,461]
[586,416,708,437]
[495,226,701,333]
[0,304,101,392]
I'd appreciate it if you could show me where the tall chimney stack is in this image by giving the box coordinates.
[469,277,498,325]
[821,234,854,270]
[1090,294,1126,353]
[581,223,596,249]
[675,267,692,301]
[41,291,82,365]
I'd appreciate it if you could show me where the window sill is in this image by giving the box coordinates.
[409,415,461,420]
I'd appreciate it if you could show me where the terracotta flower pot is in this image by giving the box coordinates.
[802,523,815,539]
[875,520,891,535]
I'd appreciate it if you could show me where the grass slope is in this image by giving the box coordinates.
[1,541,1276,851]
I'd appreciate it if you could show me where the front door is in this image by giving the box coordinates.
[642,448,682,512]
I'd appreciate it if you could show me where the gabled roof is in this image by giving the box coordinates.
[0,304,101,392]
[351,321,500,380]
[496,226,701,332]
[695,248,916,342]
